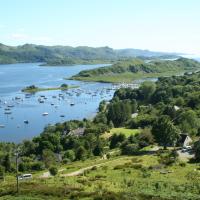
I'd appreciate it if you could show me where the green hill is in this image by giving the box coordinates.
[0,43,177,65]
[70,58,200,83]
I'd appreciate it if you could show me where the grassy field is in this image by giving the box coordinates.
[101,128,141,139]
[1,152,200,200]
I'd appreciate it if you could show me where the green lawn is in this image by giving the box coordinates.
[102,128,141,139]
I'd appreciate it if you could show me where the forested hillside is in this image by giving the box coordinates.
[71,57,200,82]
[0,43,176,65]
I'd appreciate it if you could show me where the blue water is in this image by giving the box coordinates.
[0,63,114,142]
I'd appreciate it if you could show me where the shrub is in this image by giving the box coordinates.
[49,166,58,176]
[31,161,44,171]
[110,133,126,149]
[76,146,87,161]
[186,171,200,182]
[91,166,98,171]
[64,150,75,162]
[131,158,142,163]
[158,150,178,166]
[142,170,151,178]
[62,158,71,164]
[0,166,5,180]
[102,166,108,171]
[179,162,187,167]
[114,165,125,170]
[95,174,106,179]
[138,128,154,148]
[132,164,142,169]
[106,153,111,159]
[61,83,68,88]
[121,143,139,155]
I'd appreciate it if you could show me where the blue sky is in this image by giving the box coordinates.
[0,0,200,54]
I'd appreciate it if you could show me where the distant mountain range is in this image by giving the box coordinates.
[0,43,179,65]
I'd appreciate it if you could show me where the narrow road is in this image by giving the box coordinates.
[40,157,126,178]
[62,162,106,177]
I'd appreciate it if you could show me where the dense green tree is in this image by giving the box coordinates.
[99,100,107,112]
[42,149,56,168]
[152,115,180,148]
[110,133,126,149]
[21,140,36,156]
[93,113,107,124]
[175,97,185,106]
[64,150,75,162]
[137,128,154,148]
[93,141,104,156]
[2,154,11,172]
[139,81,156,101]
[194,140,200,161]
[76,146,87,161]
[177,110,199,135]
[107,101,131,127]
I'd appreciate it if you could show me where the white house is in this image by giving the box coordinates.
[178,133,192,147]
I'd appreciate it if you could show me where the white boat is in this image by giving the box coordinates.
[25,94,31,98]
[70,103,75,106]
[42,112,48,116]
[24,120,29,124]
[4,111,12,114]
[7,105,14,108]
[0,125,5,128]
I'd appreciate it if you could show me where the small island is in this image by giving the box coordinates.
[22,84,78,93]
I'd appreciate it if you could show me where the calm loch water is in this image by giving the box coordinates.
[0,63,114,142]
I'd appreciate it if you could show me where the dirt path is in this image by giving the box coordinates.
[40,157,125,178]
[61,157,126,177]
[177,150,194,161]
[40,168,65,178]
[62,162,105,177]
